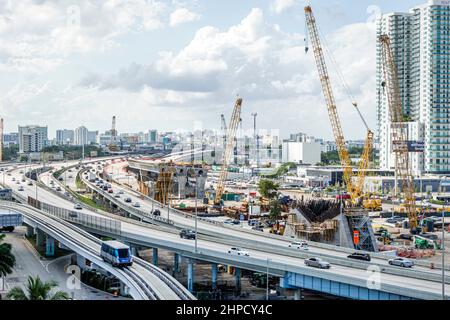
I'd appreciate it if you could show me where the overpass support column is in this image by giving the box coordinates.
[187,260,194,293]
[152,248,158,266]
[211,263,218,289]
[45,235,55,257]
[26,225,34,237]
[235,267,241,292]
[294,289,303,300]
[173,253,180,273]
[36,228,45,249]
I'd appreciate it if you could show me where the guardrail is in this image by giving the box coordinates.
[27,196,122,236]
[79,170,174,226]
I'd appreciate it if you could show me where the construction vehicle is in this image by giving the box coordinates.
[213,97,243,206]
[414,235,440,250]
[363,198,382,211]
[375,227,393,245]
[379,35,418,233]
[305,5,373,206]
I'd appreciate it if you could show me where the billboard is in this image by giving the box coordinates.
[392,140,424,152]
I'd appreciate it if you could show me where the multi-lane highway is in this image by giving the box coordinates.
[1,164,194,300]
[3,160,450,299]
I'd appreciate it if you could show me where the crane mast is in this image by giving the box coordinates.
[305,6,354,197]
[214,98,242,204]
[379,35,417,230]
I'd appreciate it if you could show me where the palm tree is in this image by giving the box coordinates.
[7,276,70,300]
[0,234,15,278]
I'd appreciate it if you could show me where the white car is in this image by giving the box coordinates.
[227,247,250,256]
[74,203,83,210]
[289,241,309,250]
[133,202,140,208]
[18,186,24,191]
[388,257,414,268]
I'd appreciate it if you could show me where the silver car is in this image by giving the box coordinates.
[388,257,414,268]
[304,257,331,269]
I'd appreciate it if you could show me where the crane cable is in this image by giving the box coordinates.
[316,25,371,132]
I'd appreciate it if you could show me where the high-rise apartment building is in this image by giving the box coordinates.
[56,129,74,145]
[377,0,450,174]
[18,125,48,153]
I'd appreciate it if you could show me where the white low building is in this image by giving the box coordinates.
[281,140,321,165]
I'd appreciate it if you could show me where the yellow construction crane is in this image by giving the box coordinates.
[214,97,243,205]
[305,5,373,204]
[379,34,418,231]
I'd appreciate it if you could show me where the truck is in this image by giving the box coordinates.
[0,212,22,232]
[88,172,96,182]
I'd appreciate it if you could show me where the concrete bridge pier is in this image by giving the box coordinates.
[187,259,194,293]
[235,267,241,293]
[294,288,303,300]
[173,253,180,274]
[25,225,34,237]
[36,228,45,249]
[211,263,218,290]
[45,235,55,257]
[152,248,158,266]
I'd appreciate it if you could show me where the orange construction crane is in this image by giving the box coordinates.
[305,5,373,204]
[379,34,417,231]
[214,97,242,205]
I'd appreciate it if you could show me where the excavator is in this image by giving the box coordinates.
[305,5,374,208]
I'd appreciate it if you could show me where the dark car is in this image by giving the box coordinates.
[420,233,438,241]
[252,226,264,232]
[180,229,196,240]
[124,197,132,203]
[152,209,161,216]
[398,233,413,240]
[347,252,371,262]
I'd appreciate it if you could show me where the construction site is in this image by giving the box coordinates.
[97,4,450,264]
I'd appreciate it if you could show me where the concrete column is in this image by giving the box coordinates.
[235,267,241,292]
[36,228,45,248]
[211,263,218,289]
[45,235,55,257]
[173,253,180,273]
[26,225,34,237]
[294,288,303,300]
[130,246,137,257]
[152,248,158,266]
[188,260,194,292]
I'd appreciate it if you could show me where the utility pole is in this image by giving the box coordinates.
[443,201,446,300]
[195,174,198,253]
[251,113,259,172]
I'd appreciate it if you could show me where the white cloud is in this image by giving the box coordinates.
[169,8,200,27]
[0,0,170,72]
[271,0,298,14]
[80,7,377,139]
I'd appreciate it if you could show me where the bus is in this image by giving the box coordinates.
[100,240,133,267]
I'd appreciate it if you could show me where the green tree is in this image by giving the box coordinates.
[0,234,15,278]
[7,276,69,300]
[258,179,279,199]
[269,199,282,222]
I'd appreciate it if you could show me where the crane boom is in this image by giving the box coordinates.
[305,6,354,196]
[379,34,418,230]
[215,98,242,204]
[305,5,374,203]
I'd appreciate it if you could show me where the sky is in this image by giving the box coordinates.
[0,0,427,140]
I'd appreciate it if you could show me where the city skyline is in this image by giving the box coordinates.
[0,0,426,140]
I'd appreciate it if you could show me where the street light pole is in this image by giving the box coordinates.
[266,258,270,301]
[442,201,446,300]
[195,175,198,253]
